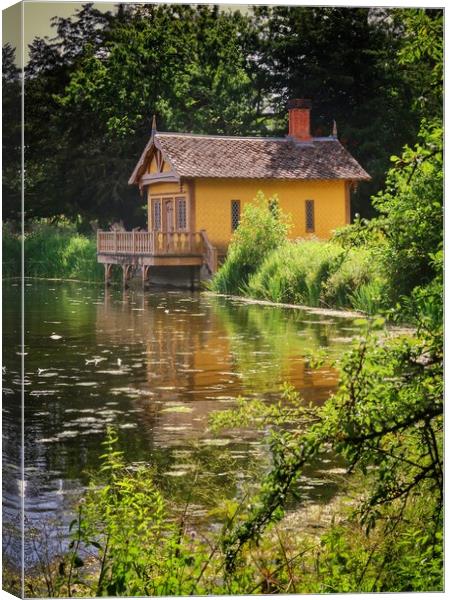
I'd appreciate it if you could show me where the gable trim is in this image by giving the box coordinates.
[128,134,180,186]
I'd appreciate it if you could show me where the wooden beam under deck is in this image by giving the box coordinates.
[97,253,204,267]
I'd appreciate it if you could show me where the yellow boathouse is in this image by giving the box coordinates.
[97,99,370,287]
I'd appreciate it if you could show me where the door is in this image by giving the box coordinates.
[163,199,175,233]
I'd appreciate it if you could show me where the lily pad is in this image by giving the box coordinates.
[161,405,193,414]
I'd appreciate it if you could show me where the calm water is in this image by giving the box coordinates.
[3,280,362,566]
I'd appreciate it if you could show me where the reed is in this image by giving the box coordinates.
[3,223,104,282]
[218,239,387,313]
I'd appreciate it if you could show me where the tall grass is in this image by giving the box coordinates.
[246,241,344,306]
[215,239,387,314]
[3,223,104,282]
[2,225,21,277]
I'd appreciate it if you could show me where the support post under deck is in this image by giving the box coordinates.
[122,264,133,289]
[142,265,151,290]
[104,263,113,287]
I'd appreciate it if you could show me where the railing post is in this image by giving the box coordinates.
[114,230,117,253]
[133,230,136,254]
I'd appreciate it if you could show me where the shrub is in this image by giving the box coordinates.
[211,192,290,294]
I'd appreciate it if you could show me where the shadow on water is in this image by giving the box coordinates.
[2,280,363,571]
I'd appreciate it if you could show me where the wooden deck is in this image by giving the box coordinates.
[97,230,218,286]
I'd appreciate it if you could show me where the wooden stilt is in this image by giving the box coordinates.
[122,264,133,289]
[142,265,151,290]
[104,263,113,286]
[190,266,195,291]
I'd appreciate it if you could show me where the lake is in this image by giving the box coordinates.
[2,280,362,570]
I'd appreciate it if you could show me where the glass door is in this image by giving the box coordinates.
[163,199,175,233]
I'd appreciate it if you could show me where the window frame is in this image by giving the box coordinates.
[305,199,315,233]
[152,197,162,231]
[150,193,188,232]
[175,196,188,231]
[231,199,241,232]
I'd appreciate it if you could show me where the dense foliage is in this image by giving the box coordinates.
[1,5,443,226]
[2,223,103,281]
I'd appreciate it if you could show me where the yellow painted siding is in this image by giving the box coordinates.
[194,179,348,249]
[148,182,186,195]
[144,179,349,248]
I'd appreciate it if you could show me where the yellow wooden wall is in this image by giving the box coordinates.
[146,178,349,249]
[194,179,349,249]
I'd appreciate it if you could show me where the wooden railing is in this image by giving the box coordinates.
[97,230,204,256]
[200,229,218,274]
[98,230,219,273]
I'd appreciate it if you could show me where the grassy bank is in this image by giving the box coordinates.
[210,198,386,315]
[3,223,104,282]
[245,241,385,314]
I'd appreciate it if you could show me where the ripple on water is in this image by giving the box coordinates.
[4,281,362,566]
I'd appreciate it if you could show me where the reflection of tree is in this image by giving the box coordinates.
[2,282,23,592]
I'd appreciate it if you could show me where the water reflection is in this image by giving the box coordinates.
[2,282,23,593]
[3,281,363,569]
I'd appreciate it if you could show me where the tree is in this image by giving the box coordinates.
[250,6,440,217]
[60,4,260,136]
[24,3,121,226]
[373,123,442,302]
[2,44,21,223]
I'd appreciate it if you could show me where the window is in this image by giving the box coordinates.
[153,199,161,230]
[176,197,187,230]
[231,200,241,231]
[305,199,315,233]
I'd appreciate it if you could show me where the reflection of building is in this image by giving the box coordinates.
[96,290,342,443]
[97,289,244,443]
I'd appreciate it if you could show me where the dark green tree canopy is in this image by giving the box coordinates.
[2,4,442,226]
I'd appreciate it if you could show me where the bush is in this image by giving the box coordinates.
[21,223,103,282]
[2,225,21,278]
[211,192,290,294]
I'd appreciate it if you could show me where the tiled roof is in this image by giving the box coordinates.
[130,132,370,184]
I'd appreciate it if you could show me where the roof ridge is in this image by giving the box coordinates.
[156,132,286,141]
[156,132,338,143]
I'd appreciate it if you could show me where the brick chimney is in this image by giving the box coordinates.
[287,98,312,142]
